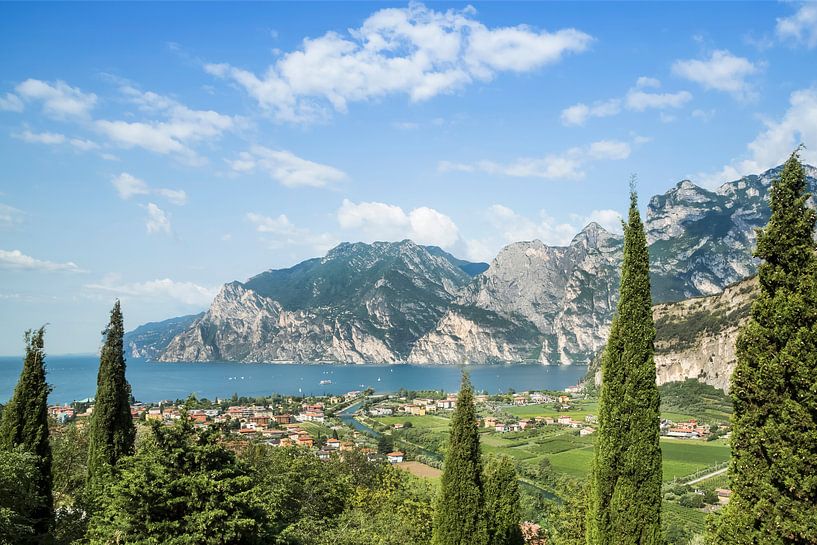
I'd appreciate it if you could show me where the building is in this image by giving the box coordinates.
[325,438,341,449]
[580,427,595,437]
[387,451,405,464]
[557,415,573,426]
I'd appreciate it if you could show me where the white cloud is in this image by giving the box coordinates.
[0,93,24,112]
[672,50,759,99]
[561,78,691,126]
[145,203,171,235]
[14,129,66,145]
[337,199,460,248]
[111,172,187,205]
[625,89,692,111]
[560,99,621,126]
[246,212,339,252]
[95,86,237,164]
[69,137,99,151]
[776,4,817,49]
[85,276,217,306]
[635,76,661,89]
[439,139,632,180]
[206,3,592,123]
[0,204,24,228]
[112,173,150,199]
[15,79,96,118]
[0,249,85,272]
[693,88,817,187]
[156,188,188,206]
[463,204,623,261]
[228,146,347,188]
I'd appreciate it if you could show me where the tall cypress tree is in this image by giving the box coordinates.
[0,327,53,542]
[432,372,486,545]
[710,150,817,544]
[586,188,662,545]
[87,301,136,490]
[483,455,524,545]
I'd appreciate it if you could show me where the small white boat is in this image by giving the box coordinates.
[320,379,332,385]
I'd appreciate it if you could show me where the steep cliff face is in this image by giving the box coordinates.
[588,276,757,392]
[159,241,472,363]
[408,223,622,364]
[652,276,756,392]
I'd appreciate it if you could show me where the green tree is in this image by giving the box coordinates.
[86,417,269,544]
[86,301,136,491]
[377,434,394,455]
[0,448,47,545]
[709,150,817,544]
[483,456,523,545]
[586,188,662,545]
[0,328,53,543]
[432,373,486,545]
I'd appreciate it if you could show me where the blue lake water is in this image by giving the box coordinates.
[0,355,588,404]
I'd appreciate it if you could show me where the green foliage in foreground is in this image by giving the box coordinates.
[86,301,136,493]
[433,373,487,545]
[0,328,53,543]
[0,448,48,545]
[483,456,524,545]
[587,190,662,545]
[86,418,269,545]
[710,150,817,544]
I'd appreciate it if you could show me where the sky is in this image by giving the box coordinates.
[2,1,817,355]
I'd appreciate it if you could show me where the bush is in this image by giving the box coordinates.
[679,493,705,509]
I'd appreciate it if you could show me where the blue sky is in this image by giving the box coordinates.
[2,1,817,355]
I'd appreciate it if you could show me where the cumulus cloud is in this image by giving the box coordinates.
[672,50,759,99]
[0,92,24,112]
[337,199,460,248]
[561,77,691,126]
[438,139,632,180]
[14,129,66,145]
[463,205,623,261]
[14,79,97,118]
[228,146,347,188]
[693,88,817,187]
[111,172,187,205]
[0,249,85,272]
[246,212,339,252]
[776,4,817,49]
[144,203,171,235]
[95,86,238,164]
[205,3,592,123]
[85,276,217,306]
[0,204,24,228]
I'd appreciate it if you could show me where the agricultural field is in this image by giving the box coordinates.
[372,414,450,431]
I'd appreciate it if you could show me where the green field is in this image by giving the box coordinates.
[372,415,450,430]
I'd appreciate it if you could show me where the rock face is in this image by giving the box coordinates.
[588,276,757,392]
[159,241,474,363]
[652,277,756,392]
[408,223,622,364]
[129,164,814,370]
[648,164,817,302]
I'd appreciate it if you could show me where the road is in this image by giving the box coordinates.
[687,466,728,485]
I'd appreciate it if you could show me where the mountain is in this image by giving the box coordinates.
[648,164,817,302]
[587,275,757,392]
[123,314,202,360]
[129,164,814,369]
[409,223,622,364]
[159,241,472,363]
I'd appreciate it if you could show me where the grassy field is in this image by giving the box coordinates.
[372,415,450,430]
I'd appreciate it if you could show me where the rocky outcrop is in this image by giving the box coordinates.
[653,276,756,392]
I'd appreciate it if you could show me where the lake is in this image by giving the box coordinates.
[0,355,588,404]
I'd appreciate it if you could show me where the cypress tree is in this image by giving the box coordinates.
[483,455,524,545]
[432,372,487,545]
[0,327,53,542]
[709,150,817,544]
[586,188,662,545]
[86,301,136,490]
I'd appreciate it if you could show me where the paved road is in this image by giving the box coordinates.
[687,466,728,485]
